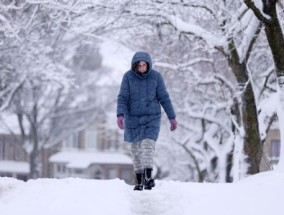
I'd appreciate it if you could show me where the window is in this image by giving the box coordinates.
[1,173,12,177]
[107,168,116,179]
[64,133,79,149]
[17,174,28,182]
[13,142,20,160]
[270,139,280,159]
[1,142,6,159]
[85,126,97,149]
[120,169,131,182]
[94,169,102,179]
[57,164,66,173]
[74,169,84,174]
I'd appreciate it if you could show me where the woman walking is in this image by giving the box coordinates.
[117,51,177,191]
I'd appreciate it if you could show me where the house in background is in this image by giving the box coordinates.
[260,125,280,171]
[0,113,135,184]
[48,114,135,184]
[49,150,133,184]
[0,133,29,181]
[0,113,30,181]
[49,113,134,184]
[0,114,56,180]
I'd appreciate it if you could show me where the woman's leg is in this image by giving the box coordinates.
[141,138,155,169]
[130,141,143,172]
[141,138,156,189]
[130,141,144,190]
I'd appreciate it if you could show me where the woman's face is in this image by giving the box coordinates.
[138,61,147,73]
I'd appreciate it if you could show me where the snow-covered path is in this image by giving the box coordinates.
[128,181,185,215]
[0,171,284,215]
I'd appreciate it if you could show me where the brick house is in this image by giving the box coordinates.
[0,114,56,180]
[0,132,29,181]
[0,113,135,184]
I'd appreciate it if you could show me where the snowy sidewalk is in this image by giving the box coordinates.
[0,171,284,215]
[128,181,186,215]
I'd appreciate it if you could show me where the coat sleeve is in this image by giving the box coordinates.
[117,74,130,117]
[156,73,176,119]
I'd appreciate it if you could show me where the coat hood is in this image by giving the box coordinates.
[131,52,152,71]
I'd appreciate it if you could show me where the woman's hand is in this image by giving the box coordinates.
[117,116,124,129]
[169,118,177,131]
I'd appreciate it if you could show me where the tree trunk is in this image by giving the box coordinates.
[29,105,40,179]
[262,2,284,169]
[228,40,261,175]
[29,148,39,179]
[29,126,39,179]
[243,82,261,174]
[245,0,284,170]
[262,2,284,77]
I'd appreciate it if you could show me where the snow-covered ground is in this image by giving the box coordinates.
[0,170,283,215]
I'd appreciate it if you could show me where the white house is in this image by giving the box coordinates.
[49,150,133,184]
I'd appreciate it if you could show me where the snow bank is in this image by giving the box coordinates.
[0,170,283,215]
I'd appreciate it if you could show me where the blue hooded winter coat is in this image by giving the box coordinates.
[117,52,176,143]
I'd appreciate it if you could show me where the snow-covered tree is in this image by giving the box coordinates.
[244,0,284,170]
[59,0,278,179]
[2,0,283,181]
[0,1,107,178]
[106,0,265,179]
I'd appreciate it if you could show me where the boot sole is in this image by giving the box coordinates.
[134,185,143,191]
[144,180,155,190]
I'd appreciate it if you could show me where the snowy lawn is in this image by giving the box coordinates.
[0,171,283,215]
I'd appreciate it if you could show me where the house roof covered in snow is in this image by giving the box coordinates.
[0,161,29,174]
[49,150,132,169]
